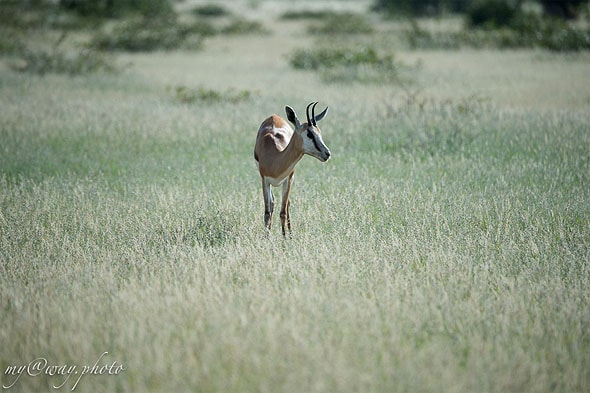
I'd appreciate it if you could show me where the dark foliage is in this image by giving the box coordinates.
[539,0,586,19]
[373,0,474,16]
[59,0,174,18]
[192,4,230,17]
[466,0,519,28]
[308,12,374,34]
[90,16,205,52]
[11,46,117,75]
[406,10,590,51]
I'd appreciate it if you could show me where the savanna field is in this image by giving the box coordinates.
[1,0,589,392]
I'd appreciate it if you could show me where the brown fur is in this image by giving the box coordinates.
[254,114,303,182]
[254,105,330,236]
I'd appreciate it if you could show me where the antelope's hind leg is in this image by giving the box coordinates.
[262,178,274,231]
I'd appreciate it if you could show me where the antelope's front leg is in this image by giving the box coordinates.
[262,178,274,231]
[280,172,294,237]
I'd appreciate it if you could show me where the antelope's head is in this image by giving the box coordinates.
[285,102,331,162]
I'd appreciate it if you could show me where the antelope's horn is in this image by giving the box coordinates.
[311,102,319,126]
[306,102,315,126]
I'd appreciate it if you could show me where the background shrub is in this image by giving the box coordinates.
[290,46,386,70]
[90,16,205,52]
[173,86,254,104]
[404,20,461,49]
[11,46,117,75]
[466,0,519,28]
[373,0,473,16]
[537,21,590,50]
[280,10,336,20]
[308,12,374,35]
[0,0,59,29]
[219,18,267,35]
[192,4,230,18]
[404,10,590,51]
[539,0,586,19]
[59,0,174,18]
[0,27,25,54]
[289,45,401,83]
[373,0,443,16]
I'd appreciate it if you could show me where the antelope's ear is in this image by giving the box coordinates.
[285,106,301,128]
[314,106,329,123]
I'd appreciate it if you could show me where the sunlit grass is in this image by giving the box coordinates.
[1,3,589,393]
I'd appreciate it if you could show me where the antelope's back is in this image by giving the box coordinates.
[255,114,294,158]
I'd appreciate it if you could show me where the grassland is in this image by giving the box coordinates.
[1,1,589,392]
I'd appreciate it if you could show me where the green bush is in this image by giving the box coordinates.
[373,0,442,16]
[539,0,586,19]
[466,0,519,28]
[0,0,58,29]
[173,86,254,104]
[0,27,25,54]
[404,10,590,51]
[187,18,217,37]
[308,12,374,35]
[90,16,205,52]
[192,4,230,18]
[280,10,336,20]
[219,18,267,35]
[10,47,117,75]
[59,0,174,18]
[373,0,503,16]
[539,22,590,51]
[405,20,461,49]
[290,46,382,70]
[289,46,400,83]
[508,11,590,51]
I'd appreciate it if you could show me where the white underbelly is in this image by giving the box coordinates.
[264,175,288,187]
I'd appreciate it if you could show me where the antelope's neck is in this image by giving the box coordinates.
[266,133,304,185]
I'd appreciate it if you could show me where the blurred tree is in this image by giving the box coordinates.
[0,0,56,28]
[374,0,587,19]
[59,0,173,18]
[373,0,476,16]
[539,0,585,19]
[373,0,442,16]
[466,0,521,28]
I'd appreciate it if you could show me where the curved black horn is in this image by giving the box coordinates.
[306,102,315,126]
[311,102,319,126]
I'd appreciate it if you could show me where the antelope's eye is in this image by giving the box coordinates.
[307,130,313,139]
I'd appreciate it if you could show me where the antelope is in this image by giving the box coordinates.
[254,102,331,236]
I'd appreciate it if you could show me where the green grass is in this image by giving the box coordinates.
[1,3,589,393]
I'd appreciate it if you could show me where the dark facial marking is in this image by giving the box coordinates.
[307,129,322,152]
